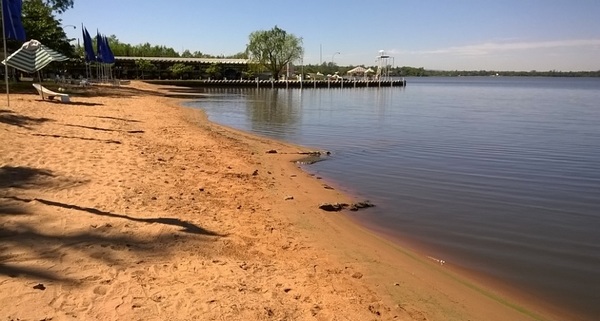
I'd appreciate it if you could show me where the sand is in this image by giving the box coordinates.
[0,82,565,321]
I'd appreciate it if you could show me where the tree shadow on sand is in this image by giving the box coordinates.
[39,100,104,107]
[64,123,145,134]
[0,165,224,283]
[31,133,122,144]
[0,166,55,189]
[0,109,53,129]
[86,115,141,123]
[0,218,205,283]
[67,85,166,99]
[6,196,222,236]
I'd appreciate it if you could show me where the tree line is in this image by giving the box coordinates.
[389,67,600,77]
[294,65,600,78]
[93,36,248,60]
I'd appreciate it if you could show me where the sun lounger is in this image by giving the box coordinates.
[32,83,70,102]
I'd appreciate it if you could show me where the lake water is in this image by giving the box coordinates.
[185,77,600,320]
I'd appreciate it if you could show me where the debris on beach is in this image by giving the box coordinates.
[298,150,329,156]
[33,283,46,290]
[319,200,375,212]
[266,149,278,154]
[318,203,348,211]
[349,200,375,211]
[427,256,446,265]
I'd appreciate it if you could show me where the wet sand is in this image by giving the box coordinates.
[0,81,568,320]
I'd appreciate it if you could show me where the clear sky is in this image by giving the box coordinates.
[59,0,600,71]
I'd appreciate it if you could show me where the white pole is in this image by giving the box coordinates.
[300,55,303,89]
[319,44,322,65]
[1,0,10,107]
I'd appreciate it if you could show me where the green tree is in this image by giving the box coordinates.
[227,51,248,59]
[135,59,156,79]
[99,37,180,57]
[205,63,222,79]
[169,63,194,79]
[103,35,131,56]
[42,0,74,13]
[246,26,303,79]
[21,0,75,57]
[180,50,193,58]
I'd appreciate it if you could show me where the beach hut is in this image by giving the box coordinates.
[346,66,367,77]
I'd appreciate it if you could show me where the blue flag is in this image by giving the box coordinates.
[2,0,26,41]
[102,35,115,64]
[96,30,104,63]
[81,25,96,62]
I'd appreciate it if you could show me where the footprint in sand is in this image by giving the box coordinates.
[93,286,108,295]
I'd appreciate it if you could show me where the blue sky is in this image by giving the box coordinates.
[60,0,600,71]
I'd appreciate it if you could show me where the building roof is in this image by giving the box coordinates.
[114,56,249,64]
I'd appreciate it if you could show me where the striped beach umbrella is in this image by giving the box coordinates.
[1,39,68,73]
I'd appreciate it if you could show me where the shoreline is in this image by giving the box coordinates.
[184,85,588,321]
[185,84,590,321]
[178,85,582,321]
[0,81,573,320]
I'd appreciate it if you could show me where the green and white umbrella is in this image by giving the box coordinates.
[2,39,68,73]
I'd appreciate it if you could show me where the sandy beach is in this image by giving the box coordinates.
[0,82,566,321]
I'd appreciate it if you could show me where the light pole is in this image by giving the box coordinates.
[63,25,79,48]
[331,51,340,65]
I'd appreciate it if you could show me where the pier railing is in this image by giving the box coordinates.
[147,79,407,89]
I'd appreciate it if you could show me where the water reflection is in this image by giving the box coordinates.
[245,89,302,140]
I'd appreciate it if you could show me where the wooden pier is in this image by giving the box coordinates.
[147,79,407,89]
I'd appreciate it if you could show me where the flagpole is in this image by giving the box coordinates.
[1,0,10,107]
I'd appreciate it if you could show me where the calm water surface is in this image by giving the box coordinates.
[186,77,600,320]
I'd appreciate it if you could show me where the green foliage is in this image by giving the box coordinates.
[388,67,600,77]
[169,63,194,79]
[106,37,179,57]
[246,26,303,79]
[191,50,215,58]
[246,62,264,78]
[62,33,246,60]
[41,0,74,13]
[228,51,249,59]
[135,59,156,79]
[393,66,426,77]
[179,49,216,58]
[21,0,75,57]
[180,50,193,58]
[204,63,222,79]
[241,71,255,79]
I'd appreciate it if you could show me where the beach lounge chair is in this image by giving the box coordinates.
[32,83,70,102]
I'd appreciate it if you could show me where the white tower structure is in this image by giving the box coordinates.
[376,50,394,81]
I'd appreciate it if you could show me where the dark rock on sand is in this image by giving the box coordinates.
[319,203,349,212]
[33,283,46,290]
[319,201,375,212]
[349,200,375,211]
